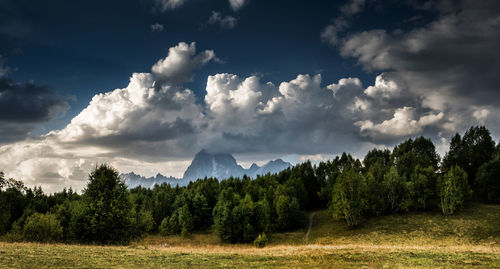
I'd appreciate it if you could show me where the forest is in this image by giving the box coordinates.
[0,125,499,246]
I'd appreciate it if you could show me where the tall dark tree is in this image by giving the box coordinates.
[442,133,466,171]
[364,161,388,216]
[391,137,439,179]
[363,148,391,171]
[408,165,437,210]
[290,161,322,209]
[475,158,500,203]
[462,126,496,184]
[81,164,134,244]
[444,126,495,187]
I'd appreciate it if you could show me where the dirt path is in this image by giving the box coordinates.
[305,212,317,244]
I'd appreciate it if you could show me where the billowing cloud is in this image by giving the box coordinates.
[208,11,237,29]
[4,0,500,194]
[0,42,217,192]
[321,0,500,143]
[356,107,444,140]
[152,42,216,83]
[326,77,362,97]
[364,74,400,99]
[339,1,500,109]
[0,45,373,192]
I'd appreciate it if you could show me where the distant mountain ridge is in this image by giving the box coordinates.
[120,150,292,188]
[120,172,186,189]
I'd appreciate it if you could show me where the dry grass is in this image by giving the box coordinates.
[1,241,499,268]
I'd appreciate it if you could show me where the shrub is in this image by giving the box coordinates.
[4,221,23,242]
[23,213,63,243]
[253,233,268,248]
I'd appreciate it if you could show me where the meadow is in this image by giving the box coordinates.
[1,203,499,268]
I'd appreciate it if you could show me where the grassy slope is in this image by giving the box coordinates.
[1,204,499,268]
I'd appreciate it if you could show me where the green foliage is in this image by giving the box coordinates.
[3,221,23,242]
[253,232,268,248]
[151,184,177,230]
[363,149,391,171]
[383,166,410,214]
[158,217,170,236]
[274,194,303,231]
[22,213,63,243]
[0,194,10,235]
[131,209,156,238]
[391,137,439,179]
[438,166,471,215]
[407,166,437,210]
[80,164,134,244]
[290,161,323,209]
[213,188,239,243]
[331,168,366,227]
[55,201,72,241]
[443,126,496,188]
[442,133,466,171]
[364,160,390,216]
[475,158,500,203]
[0,176,28,235]
[282,176,308,209]
[213,189,271,243]
[159,205,194,237]
[192,193,211,229]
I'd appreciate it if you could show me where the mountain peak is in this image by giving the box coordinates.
[183,150,243,182]
[123,151,293,188]
[249,163,260,170]
[182,151,292,182]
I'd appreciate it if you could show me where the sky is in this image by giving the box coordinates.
[0,0,499,192]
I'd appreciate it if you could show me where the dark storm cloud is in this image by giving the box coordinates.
[0,78,69,122]
[0,77,69,142]
[321,0,500,144]
[340,0,500,104]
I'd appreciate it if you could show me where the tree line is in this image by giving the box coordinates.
[0,126,499,245]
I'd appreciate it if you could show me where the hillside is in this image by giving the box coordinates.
[3,204,498,268]
[135,203,500,248]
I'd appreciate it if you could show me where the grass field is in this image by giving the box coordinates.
[1,203,499,268]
